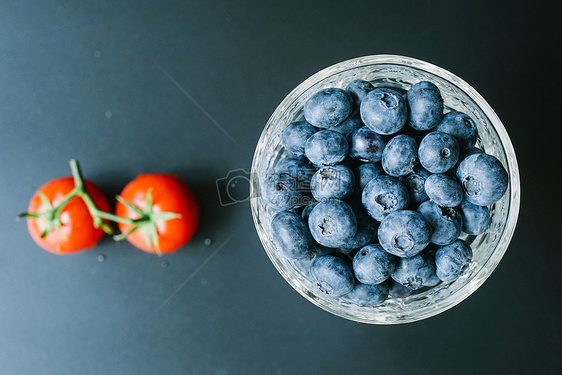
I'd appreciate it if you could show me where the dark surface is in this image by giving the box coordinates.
[1,1,561,374]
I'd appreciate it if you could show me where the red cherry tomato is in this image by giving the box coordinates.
[115,174,199,254]
[26,177,111,254]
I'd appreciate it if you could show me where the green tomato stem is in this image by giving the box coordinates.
[19,159,182,254]
[68,159,121,234]
[19,159,128,238]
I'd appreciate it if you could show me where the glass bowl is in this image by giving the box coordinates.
[250,55,520,324]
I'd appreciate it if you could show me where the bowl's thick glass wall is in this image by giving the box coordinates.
[251,55,520,324]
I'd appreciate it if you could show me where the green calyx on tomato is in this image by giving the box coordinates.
[113,191,182,256]
[18,159,114,238]
[114,174,199,255]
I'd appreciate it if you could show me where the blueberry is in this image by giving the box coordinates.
[417,200,462,245]
[308,199,357,248]
[261,172,300,210]
[418,131,460,173]
[339,205,379,253]
[310,164,355,201]
[388,278,413,298]
[406,81,444,131]
[349,127,388,162]
[304,130,349,166]
[378,210,432,258]
[304,88,353,128]
[435,239,473,282]
[311,255,355,297]
[391,251,436,290]
[382,134,418,177]
[293,243,333,275]
[423,272,442,287]
[281,121,317,157]
[458,198,491,235]
[461,147,485,158]
[275,157,316,197]
[328,112,363,136]
[270,211,313,260]
[275,156,314,175]
[360,88,408,135]
[346,282,389,306]
[424,173,463,207]
[301,202,318,223]
[362,175,409,221]
[450,147,485,176]
[346,79,375,107]
[435,111,478,150]
[354,162,384,197]
[399,166,431,209]
[456,153,508,206]
[352,244,396,285]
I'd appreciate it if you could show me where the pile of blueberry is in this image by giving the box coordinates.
[262,79,508,307]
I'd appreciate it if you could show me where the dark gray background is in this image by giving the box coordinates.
[1,1,560,374]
